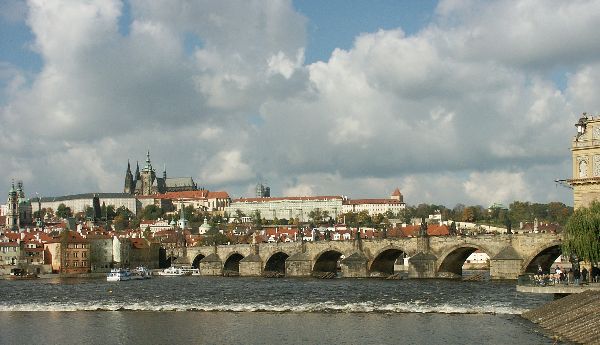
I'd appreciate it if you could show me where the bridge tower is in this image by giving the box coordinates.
[569,113,600,208]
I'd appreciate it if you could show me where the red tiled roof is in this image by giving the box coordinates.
[207,191,230,199]
[400,225,449,237]
[136,190,230,200]
[0,242,19,247]
[391,188,402,196]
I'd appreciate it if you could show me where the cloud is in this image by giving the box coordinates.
[0,0,597,208]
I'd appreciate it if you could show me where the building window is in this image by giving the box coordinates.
[74,261,78,267]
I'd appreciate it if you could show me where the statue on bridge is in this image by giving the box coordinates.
[419,218,428,237]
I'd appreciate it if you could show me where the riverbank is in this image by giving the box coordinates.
[522,290,600,344]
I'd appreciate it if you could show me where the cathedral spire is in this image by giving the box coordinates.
[143,150,153,172]
[135,161,141,180]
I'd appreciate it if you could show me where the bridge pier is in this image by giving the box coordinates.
[408,252,438,278]
[199,253,223,276]
[340,252,368,278]
[489,247,523,279]
[239,254,263,277]
[285,252,312,277]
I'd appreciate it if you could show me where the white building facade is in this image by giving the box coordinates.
[225,196,345,222]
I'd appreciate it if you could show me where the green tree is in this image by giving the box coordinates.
[563,202,600,264]
[140,205,163,220]
[56,203,73,219]
[200,229,230,246]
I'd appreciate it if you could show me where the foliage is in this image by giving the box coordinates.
[56,203,73,219]
[140,205,163,220]
[200,230,230,246]
[563,202,600,264]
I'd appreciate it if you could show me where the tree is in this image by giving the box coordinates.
[234,209,245,223]
[200,229,230,246]
[140,205,163,220]
[56,203,73,219]
[462,207,475,222]
[563,202,600,264]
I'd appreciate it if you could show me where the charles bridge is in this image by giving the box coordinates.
[167,232,562,279]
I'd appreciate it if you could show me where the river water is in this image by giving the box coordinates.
[0,276,564,344]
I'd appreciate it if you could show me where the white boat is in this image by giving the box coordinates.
[180,265,201,276]
[106,268,131,281]
[157,266,189,276]
[131,266,152,280]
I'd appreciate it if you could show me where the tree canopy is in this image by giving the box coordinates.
[563,202,600,264]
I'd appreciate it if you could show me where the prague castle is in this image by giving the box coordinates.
[569,113,600,208]
[124,151,197,195]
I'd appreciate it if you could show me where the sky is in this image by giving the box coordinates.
[2,0,600,208]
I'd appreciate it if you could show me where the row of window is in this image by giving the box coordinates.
[64,260,88,267]
[66,251,87,258]
[1,247,18,253]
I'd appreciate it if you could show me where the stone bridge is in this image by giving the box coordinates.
[173,233,562,279]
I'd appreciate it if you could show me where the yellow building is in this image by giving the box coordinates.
[569,113,600,208]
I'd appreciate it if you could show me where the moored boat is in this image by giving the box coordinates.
[157,266,190,276]
[106,268,132,281]
[180,265,201,276]
[131,266,152,280]
[7,268,38,280]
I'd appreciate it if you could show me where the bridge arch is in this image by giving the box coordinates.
[522,242,563,274]
[264,252,290,275]
[437,243,492,277]
[313,249,344,273]
[369,246,409,276]
[192,254,206,269]
[223,252,245,275]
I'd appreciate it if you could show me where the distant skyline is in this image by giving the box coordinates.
[2,0,599,206]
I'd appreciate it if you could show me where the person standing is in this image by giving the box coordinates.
[574,267,581,285]
[582,267,588,284]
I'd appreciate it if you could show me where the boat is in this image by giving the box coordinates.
[180,265,201,276]
[157,266,190,276]
[106,268,132,281]
[131,267,152,280]
[7,268,38,280]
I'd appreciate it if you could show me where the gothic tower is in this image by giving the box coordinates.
[124,160,134,194]
[6,182,19,231]
[140,151,157,195]
[135,161,141,181]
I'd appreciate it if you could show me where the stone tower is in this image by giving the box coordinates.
[5,182,19,231]
[140,151,157,195]
[569,113,600,208]
[124,160,134,194]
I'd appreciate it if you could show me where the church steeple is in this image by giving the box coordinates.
[6,181,19,231]
[124,160,134,194]
[135,161,141,181]
[143,150,153,172]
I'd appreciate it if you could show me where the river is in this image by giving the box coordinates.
[0,276,565,344]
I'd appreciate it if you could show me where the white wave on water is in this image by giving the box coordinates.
[0,301,527,315]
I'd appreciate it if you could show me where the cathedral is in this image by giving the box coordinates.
[124,152,197,196]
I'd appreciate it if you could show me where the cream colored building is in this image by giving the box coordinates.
[569,114,600,208]
[226,196,345,222]
[341,188,405,215]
